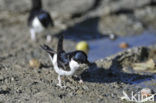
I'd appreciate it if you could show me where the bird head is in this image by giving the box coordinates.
[73,51,91,66]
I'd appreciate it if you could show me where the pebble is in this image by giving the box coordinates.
[29,59,41,68]
[109,33,116,40]
[11,77,14,81]
[141,88,152,96]
[82,85,89,90]
[119,42,129,49]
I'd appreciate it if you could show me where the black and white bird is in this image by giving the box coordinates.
[41,35,91,88]
[28,0,54,41]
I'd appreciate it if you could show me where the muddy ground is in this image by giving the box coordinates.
[0,0,156,103]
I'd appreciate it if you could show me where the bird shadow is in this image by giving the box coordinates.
[40,63,53,69]
[55,17,108,41]
[81,58,154,84]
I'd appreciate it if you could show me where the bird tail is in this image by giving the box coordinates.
[40,44,56,55]
[57,34,64,54]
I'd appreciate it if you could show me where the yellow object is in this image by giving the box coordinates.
[29,59,41,68]
[76,41,89,54]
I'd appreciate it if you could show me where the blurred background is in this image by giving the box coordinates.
[0,0,156,61]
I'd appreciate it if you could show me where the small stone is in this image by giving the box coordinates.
[82,85,89,90]
[109,33,116,40]
[119,42,129,49]
[29,59,41,68]
[141,88,152,97]
[11,77,14,81]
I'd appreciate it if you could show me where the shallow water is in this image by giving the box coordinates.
[88,31,156,61]
[131,74,156,90]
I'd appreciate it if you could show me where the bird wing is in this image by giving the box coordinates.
[57,52,70,71]
[40,44,56,57]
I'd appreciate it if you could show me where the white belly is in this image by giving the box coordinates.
[49,54,79,76]
[32,17,44,33]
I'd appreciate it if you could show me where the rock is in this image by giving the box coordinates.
[133,59,156,72]
[95,47,149,73]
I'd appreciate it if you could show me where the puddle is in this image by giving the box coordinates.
[131,75,156,90]
[88,31,156,61]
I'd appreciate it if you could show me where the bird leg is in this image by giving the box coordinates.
[30,29,36,41]
[78,76,84,84]
[57,75,66,88]
[46,34,52,43]
[45,28,52,43]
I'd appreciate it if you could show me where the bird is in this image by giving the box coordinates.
[28,0,54,41]
[41,35,91,88]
